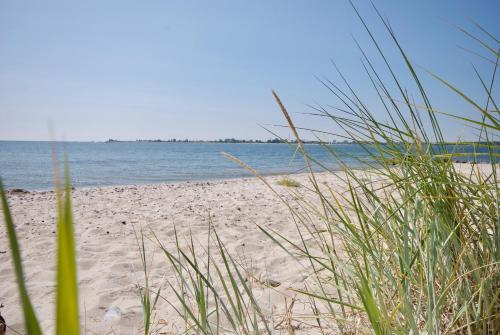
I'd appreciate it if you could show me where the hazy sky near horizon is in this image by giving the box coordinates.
[1,0,498,141]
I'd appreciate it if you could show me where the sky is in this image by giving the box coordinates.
[0,0,498,142]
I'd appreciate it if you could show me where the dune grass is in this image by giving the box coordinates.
[277,177,301,188]
[152,224,272,335]
[155,4,499,334]
[136,228,161,335]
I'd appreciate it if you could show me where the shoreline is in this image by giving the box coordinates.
[5,161,495,193]
[4,168,318,193]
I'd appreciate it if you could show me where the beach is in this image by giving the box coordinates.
[1,171,351,335]
[2,1,498,333]
[1,162,497,334]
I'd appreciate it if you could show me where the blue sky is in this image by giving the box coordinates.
[0,0,498,141]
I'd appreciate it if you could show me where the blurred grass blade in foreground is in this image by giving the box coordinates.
[55,165,80,335]
[0,179,42,335]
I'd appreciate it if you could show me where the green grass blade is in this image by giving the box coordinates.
[0,179,43,335]
[55,165,80,335]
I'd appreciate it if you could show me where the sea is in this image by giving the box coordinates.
[0,141,494,190]
[0,141,365,190]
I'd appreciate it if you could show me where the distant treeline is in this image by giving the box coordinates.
[105,138,358,144]
[105,138,500,145]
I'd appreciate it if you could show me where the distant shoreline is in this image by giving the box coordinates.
[104,138,348,144]
[105,139,500,145]
[1,139,497,145]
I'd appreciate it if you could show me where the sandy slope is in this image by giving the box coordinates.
[1,171,349,335]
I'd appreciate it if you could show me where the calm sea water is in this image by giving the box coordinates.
[0,141,493,190]
[0,141,369,190]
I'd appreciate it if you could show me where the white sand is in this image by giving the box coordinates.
[1,163,495,334]
[1,172,349,335]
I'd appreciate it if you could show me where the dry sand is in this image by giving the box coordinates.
[1,163,495,334]
[1,172,348,335]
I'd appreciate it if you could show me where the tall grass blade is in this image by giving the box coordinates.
[0,179,42,335]
[55,164,80,335]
